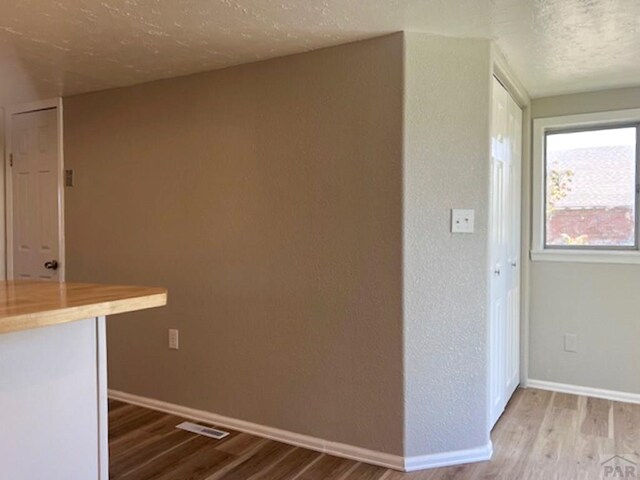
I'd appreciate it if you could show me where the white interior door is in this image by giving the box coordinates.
[489,77,522,428]
[10,107,63,281]
[504,86,522,401]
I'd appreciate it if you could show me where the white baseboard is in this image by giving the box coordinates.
[525,379,640,405]
[404,442,493,472]
[109,389,493,472]
[109,389,404,470]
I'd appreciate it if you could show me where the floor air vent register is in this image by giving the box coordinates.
[176,421,230,440]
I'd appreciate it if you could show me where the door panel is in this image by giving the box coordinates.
[489,79,507,427]
[489,77,522,428]
[505,95,522,399]
[11,108,61,281]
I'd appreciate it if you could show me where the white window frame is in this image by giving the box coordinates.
[531,108,640,264]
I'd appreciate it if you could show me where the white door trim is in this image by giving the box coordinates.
[4,98,65,281]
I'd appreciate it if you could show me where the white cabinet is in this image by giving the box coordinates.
[0,317,108,479]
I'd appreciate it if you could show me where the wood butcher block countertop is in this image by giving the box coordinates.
[0,281,167,334]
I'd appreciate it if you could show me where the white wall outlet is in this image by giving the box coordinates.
[564,334,577,353]
[451,209,475,233]
[168,329,179,350]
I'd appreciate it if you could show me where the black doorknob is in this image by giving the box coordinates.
[44,260,59,270]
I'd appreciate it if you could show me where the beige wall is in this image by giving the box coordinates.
[529,87,640,393]
[64,34,405,454]
[0,110,4,280]
[403,33,492,456]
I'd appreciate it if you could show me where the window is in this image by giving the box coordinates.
[545,126,638,248]
[532,109,640,264]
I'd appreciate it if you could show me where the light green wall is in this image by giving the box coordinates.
[529,87,640,393]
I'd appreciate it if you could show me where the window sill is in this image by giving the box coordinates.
[530,249,640,265]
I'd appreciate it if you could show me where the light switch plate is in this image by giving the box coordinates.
[451,209,475,233]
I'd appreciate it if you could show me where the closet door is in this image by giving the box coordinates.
[504,89,522,401]
[489,77,522,428]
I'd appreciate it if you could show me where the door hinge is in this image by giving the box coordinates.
[9,153,13,167]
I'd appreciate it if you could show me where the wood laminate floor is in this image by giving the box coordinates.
[109,388,640,479]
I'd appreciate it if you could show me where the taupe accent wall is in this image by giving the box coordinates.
[529,87,640,394]
[65,34,405,454]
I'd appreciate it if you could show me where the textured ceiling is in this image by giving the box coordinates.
[1,0,639,105]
